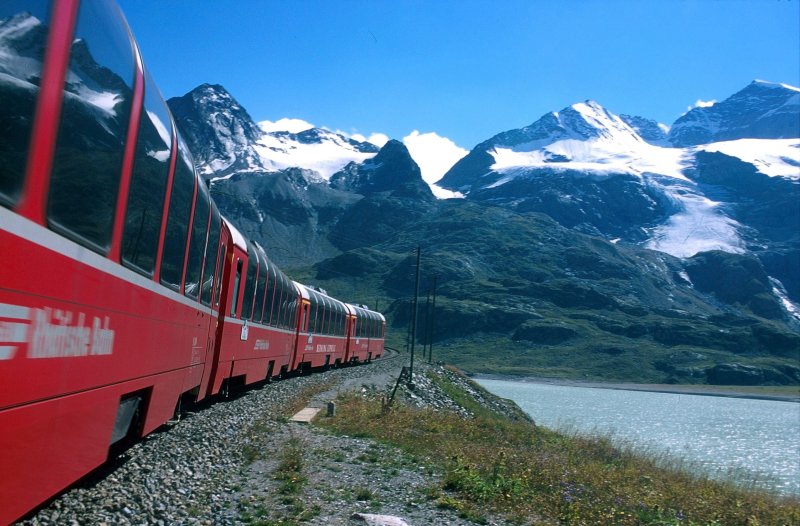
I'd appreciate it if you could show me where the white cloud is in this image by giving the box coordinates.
[258,118,314,133]
[348,132,389,147]
[403,130,468,199]
[687,99,717,112]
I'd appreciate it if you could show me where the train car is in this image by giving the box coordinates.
[0,1,387,523]
[0,1,227,522]
[291,283,349,372]
[345,304,386,364]
[207,225,300,394]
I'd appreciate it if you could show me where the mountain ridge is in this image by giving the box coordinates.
[169,80,800,384]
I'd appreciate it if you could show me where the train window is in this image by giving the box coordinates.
[314,296,325,334]
[318,295,326,334]
[47,0,135,252]
[0,3,50,207]
[159,138,194,290]
[265,264,277,325]
[253,253,266,323]
[327,299,333,334]
[329,306,334,336]
[308,298,317,333]
[275,277,285,327]
[200,207,220,306]
[231,259,242,317]
[213,237,225,307]
[241,244,258,320]
[184,181,210,300]
[121,71,172,276]
[283,281,295,329]
[317,297,326,334]
[284,282,292,328]
[287,291,298,329]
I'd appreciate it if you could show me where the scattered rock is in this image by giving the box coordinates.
[352,513,411,526]
[19,354,515,525]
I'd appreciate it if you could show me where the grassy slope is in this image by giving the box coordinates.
[320,368,800,525]
[293,199,799,385]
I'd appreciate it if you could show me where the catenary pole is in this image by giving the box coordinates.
[428,274,437,364]
[409,246,421,387]
[421,289,431,359]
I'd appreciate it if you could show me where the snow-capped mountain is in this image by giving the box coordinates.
[437,81,799,307]
[438,86,799,251]
[167,84,378,180]
[330,139,433,200]
[619,114,670,146]
[0,11,48,83]
[669,80,800,147]
[169,80,799,313]
[168,84,265,176]
[254,126,378,180]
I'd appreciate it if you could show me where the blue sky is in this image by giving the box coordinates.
[119,0,799,150]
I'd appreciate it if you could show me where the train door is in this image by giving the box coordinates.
[198,222,231,398]
[343,306,356,363]
[289,283,309,372]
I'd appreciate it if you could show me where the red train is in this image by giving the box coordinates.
[0,1,385,523]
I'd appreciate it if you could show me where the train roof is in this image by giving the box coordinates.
[294,281,348,308]
[345,303,386,322]
[222,216,247,250]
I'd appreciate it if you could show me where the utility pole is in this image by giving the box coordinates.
[408,246,421,387]
[428,274,437,364]
[421,289,431,359]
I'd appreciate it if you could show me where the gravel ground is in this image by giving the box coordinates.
[18,353,520,526]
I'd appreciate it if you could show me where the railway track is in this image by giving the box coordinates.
[18,354,407,526]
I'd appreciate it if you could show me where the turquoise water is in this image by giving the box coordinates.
[476,378,800,495]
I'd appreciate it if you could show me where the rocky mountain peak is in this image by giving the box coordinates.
[168,84,266,177]
[554,101,642,143]
[668,80,800,147]
[330,139,433,200]
[619,114,670,145]
[0,11,48,60]
[438,100,645,191]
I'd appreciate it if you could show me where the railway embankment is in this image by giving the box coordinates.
[19,352,800,526]
[19,353,517,526]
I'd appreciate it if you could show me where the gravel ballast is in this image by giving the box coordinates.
[19,353,516,526]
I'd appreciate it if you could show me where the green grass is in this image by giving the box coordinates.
[274,437,307,495]
[319,370,800,525]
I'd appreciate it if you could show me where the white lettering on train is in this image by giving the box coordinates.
[315,344,336,353]
[0,302,115,360]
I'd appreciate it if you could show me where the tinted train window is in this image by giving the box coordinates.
[253,254,267,323]
[265,264,277,325]
[121,71,171,275]
[184,182,210,300]
[200,208,220,306]
[0,2,49,206]
[286,292,297,329]
[241,244,258,320]
[160,138,195,290]
[324,301,332,335]
[276,280,286,327]
[231,259,242,317]
[214,238,225,307]
[48,0,135,252]
[279,280,291,328]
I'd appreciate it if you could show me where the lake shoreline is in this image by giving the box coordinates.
[469,374,800,403]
